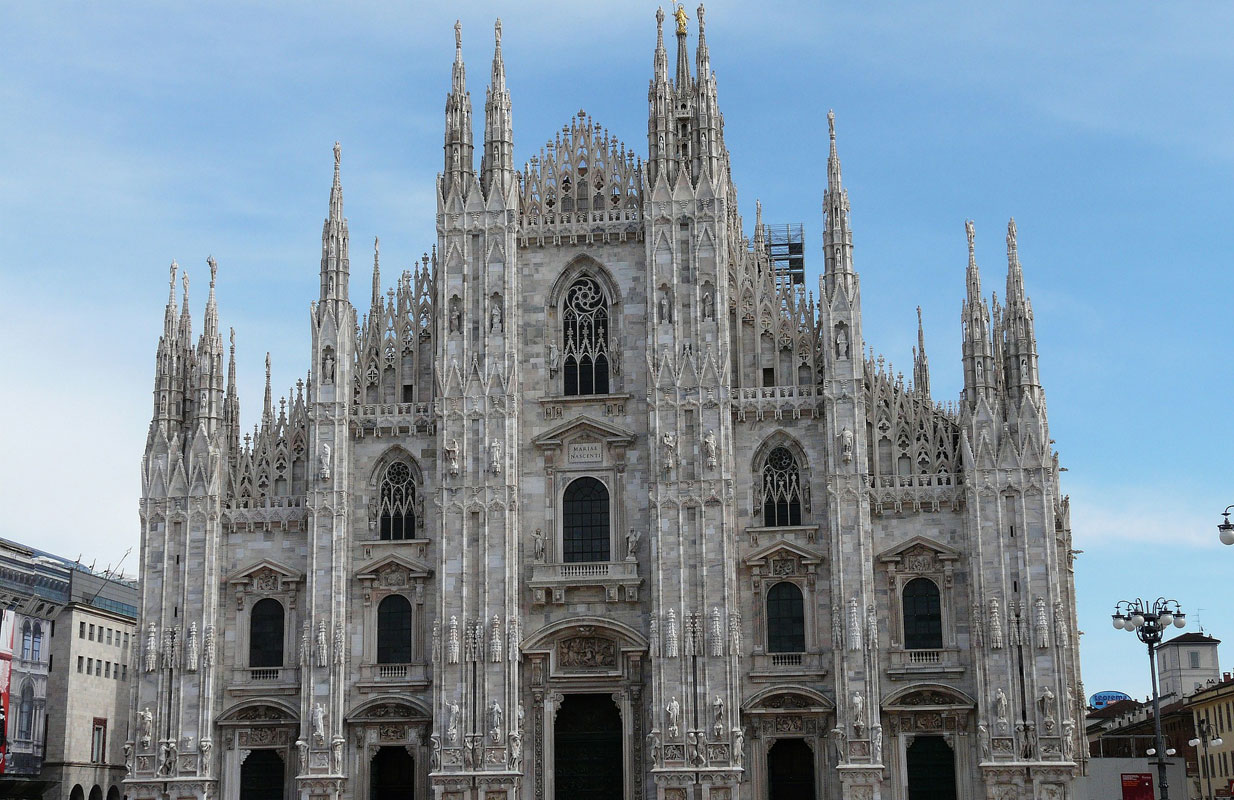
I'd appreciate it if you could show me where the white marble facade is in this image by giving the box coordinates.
[126,8,1084,800]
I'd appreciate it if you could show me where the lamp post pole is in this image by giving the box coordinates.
[1189,717,1223,800]
[1113,598,1187,800]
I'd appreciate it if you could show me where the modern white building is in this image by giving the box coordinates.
[1157,633,1222,704]
[125,7,1084,800]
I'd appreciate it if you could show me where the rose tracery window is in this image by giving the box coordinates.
[379,462,417,541]
[761,447,803,526]
[563,277,610,396]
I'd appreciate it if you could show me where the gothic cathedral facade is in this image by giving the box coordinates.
[126,8,1084,800]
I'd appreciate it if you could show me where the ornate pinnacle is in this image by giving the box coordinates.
[966,219,976,265]
[207,255,218,286]
[495,18,502,47]
[827,109,836,141]
[182,270,190,304]
[697,3,706,30]
[454,19,462,51]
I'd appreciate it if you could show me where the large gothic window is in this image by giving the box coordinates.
[249,598,285,668]
[17,680,34,739]
[766,581,806,653]
[563,277,610,396]
[379,462,416,541]
[902,577,943,650]
[563,477,610,563]
[762,447,803,526]
[376,594,413,664]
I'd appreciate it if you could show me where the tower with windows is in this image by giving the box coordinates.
[126,7,1083,800]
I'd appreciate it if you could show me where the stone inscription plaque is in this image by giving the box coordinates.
[567,442,603,464]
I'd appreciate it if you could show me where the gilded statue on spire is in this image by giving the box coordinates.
[674,4,688,35]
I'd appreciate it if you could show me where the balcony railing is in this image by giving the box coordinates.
[528,560,642,604]
[377,663,409,679]
[905,649,942,665]
[887,648,964,676]
[531,561,638,582]
[250,668,280,681]
[770,652,803,667]
[750,652,826,677]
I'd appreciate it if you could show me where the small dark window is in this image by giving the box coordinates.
[563,477,610,563]
[249,598,285,668]
[902,577,943,650]
[767,581,806,653]
[377,595,413,664]
[763,367,776,387]
[402,385,414,403]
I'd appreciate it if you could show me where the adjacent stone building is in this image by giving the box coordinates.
[125,7,1084,800]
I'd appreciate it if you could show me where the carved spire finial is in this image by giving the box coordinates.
[455,19,462,51]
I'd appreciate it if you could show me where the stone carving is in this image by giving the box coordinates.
[203,624,215,667]
[626,527,641,560]
[989,597,1004,649]
[330,736,344,774]
[318,442,331,480]
[489,438,502,474]
[490,615,503,662]
[839,427,854,464]
[711,695,725,739]
[729,611,741,658]
[431,619,441,662]
[445,701,460,744]
[123,742,134,774]
[703,430,718,469]
[851,691,866,737]
[320,348,335,384]
[684,612,699,656]
[334,621,345,665]
[872,724,883,763]
[978,723,992,761]
[312,703,326,746]
[532,528,545,561]
[509,731,523,768]
[161,627,175,669]
[1035,597,1050,648]
[710,607,723,657]
[444,439,460,477]
[835,325,850,359]
[666,697,681,738]
[867,603,879,652]
[1039,687,1057,733]
[647,730,661,767]
[832,604,844,649]
[1009,601,1024,646]
[489,296,503,332]
[1062,719,1076,761]
[830,726,847,764]
[732,726,745,768]
[486,699,504,743]
[661,431,677,473]
[300,622,311,666]
[508,615,520,662]
[447,616,460,663]
[159,740,177,776]
[1019,721,1037,760]
[139,707,153,748]
[316,620,329,667]
[971,603,984,648]
[429,735,441,770]
[995,688,1009,733]
[649,616,660,658]
[1054,601,1068,647]
[448,297,461,333]
[185,622,199,671]
[548,342,560,375]
[296,738,309,769]
[665,609,679,658]
[847,597,862,651]
[558,636,617,669]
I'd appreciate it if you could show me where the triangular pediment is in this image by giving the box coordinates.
[876,535,961,565]
[531,415,636,450]
[355,553,434,582]
[743,540,824,569]
[225,558,304,588]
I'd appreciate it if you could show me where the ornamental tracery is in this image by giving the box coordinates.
[562,277,611,396]
[377,461,418,541]
[758,447,803,526]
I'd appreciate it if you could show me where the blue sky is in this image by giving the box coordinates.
[1,2,1231,700]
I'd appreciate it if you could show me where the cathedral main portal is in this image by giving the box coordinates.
[553,694,623,800]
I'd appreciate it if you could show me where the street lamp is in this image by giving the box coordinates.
[1113,597,1187,800]
[1217,506,1234,546]
[1189,717,1224,800]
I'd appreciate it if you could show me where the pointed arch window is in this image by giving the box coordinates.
[21,621,32,660]
[563,477,610,563]
[379,461,417,541]
[17,680,34,740]
[32,623,42,661]
[563,277,610,396]
[377,594,413,664]
[766,581,806,653]
[902,577,943,650]
[249,598,285,668]
[762,447,802,526]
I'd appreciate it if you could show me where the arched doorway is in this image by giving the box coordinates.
[69,787,85,800]
[239,749,285,800]
[906,735,956,800]
[370,746,415,800]
[106,787,121,800]
[767,738,815,800]
[89,787,103,800]
[554,694,622,800]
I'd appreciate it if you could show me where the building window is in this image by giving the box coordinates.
[87,658,93,675]
[79,621,85,639]
[123,632,129,649]
[766,581,806,653]
[91,719,107,763]
[379,462,417,541]
[562,477,610,563]
[1190,650,1201,669]
[562,277,610,396]
[105,662,111,678]
[249,598,285,668]
[376,595,413,664]
[761,447,802,526]
[122,665,127,681]
[32,624,41,661]
[106,629,113,645]
[77,656,83,673]
[17,682,34,740]
[89,624,95,641]
[21,622,32,660]
[902,577,943,650]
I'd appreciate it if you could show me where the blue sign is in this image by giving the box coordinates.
[1090,690,1132,709]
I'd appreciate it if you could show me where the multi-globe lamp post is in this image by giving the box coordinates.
[1112,598,1187,800]
[1189,716,1223,800]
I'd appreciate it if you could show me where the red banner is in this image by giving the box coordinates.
[0,609,14,774]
